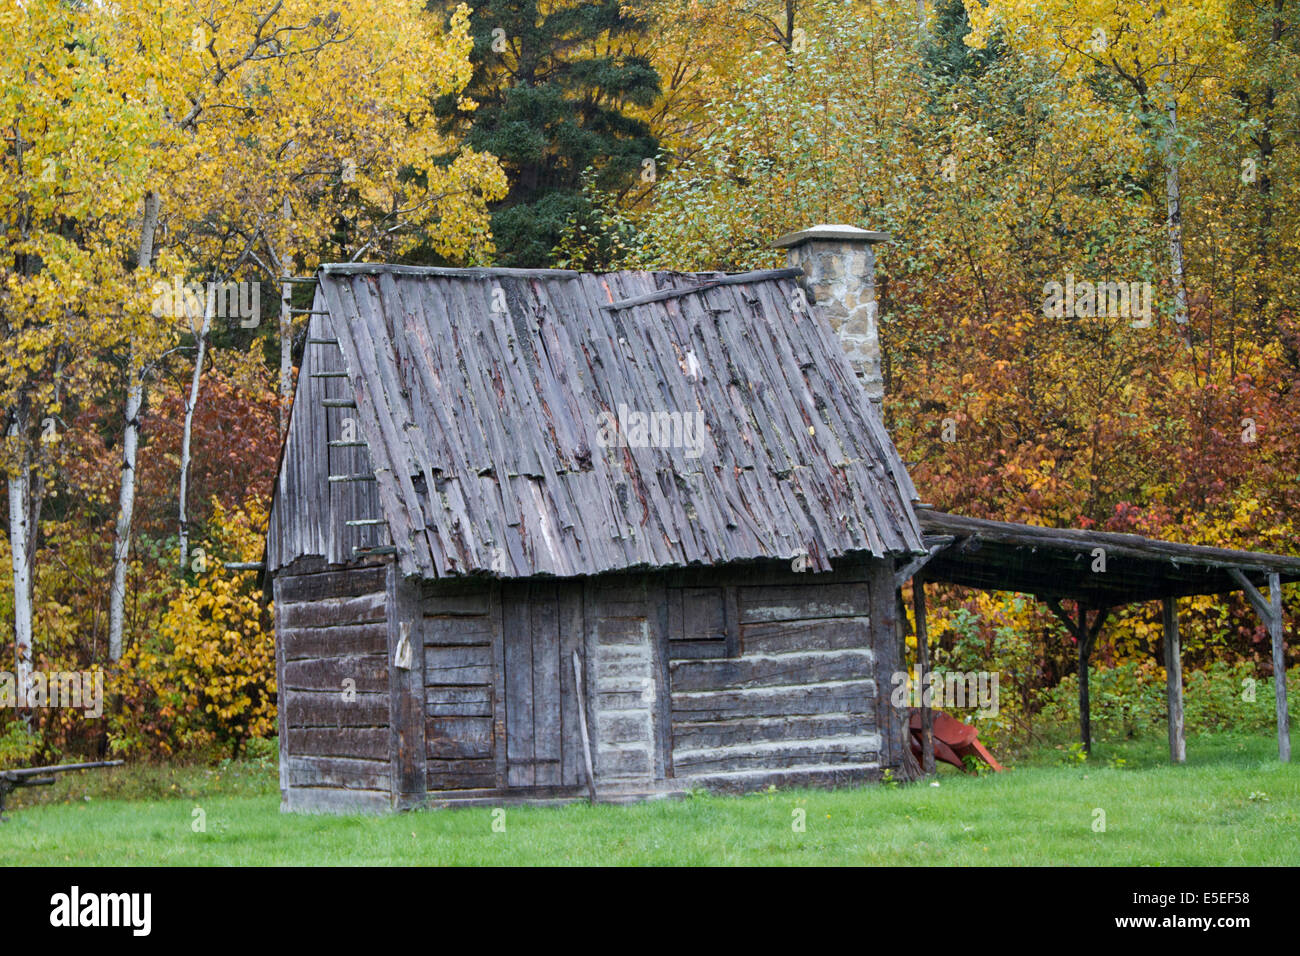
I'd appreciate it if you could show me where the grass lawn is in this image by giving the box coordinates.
[2,732,1296,865]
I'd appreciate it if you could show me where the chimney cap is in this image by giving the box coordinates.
[772,224,891,248]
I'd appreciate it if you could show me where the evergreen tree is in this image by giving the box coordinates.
[434,0,660,267]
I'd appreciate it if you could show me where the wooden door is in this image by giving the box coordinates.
[500,581,584,789]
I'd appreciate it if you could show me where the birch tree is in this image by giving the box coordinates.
[100,0,505,662]
[963,0,1242,328]
[1,0,158,679]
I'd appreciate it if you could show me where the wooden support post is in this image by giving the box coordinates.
[914,580,935,775]
[1045,600,1109,756]
[1269,572,1290,763]
[1230,568,1291,763]
[871,565,914,780]
[386,563,426,810]
[1163,596,1186,764]
[1077,607,1092,756]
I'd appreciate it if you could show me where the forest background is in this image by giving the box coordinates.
[2,0,1296,762]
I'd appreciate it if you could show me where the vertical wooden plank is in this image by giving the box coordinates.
[1269,573,1291,763]
[502,583,534,787]
[558,581,584,787]
[1163,596,1186,764]
[274,575,289,809]
[651,578,673,781]
[869,560,910,779]
[387,561,426,809]
[914,580,935,775]
[531,582,562,787]
[489,582,507,789]
[723,583,741,658]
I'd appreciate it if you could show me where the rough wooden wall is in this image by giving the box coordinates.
[266,295,387,574]
[410,557,896,803]
[666,559,885,793]
[275,561,393,812]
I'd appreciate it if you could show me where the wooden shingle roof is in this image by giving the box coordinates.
[272,263,924,580]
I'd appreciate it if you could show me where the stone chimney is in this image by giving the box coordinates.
[774,224,890,405]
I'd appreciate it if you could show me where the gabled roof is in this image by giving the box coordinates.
[282,263,924,580]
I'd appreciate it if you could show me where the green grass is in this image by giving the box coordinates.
[3,732,1296,865]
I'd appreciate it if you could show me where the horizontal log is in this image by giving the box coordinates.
[669,650,873,692]
[593,600,649,619]
[596,711,655,745]
[279,592,386,629]
[423,616,494,646]
[918,509,1300,575]
[739,582,869,623]
[421,595,491,616]
[670,713,874,751]
[672,735,881,774]
[680,763,881,795]
[284,690,389,728]
[593,619,649,646]
[427,758,497,791]
[283,787,391,814]
[424,644,493,685]
[288,726,390,759]
[286,755,390,790]
[740,617,871,654]
[426,717,494,759]
[280,623,387,660]
[284,654,388,693]
[426,685,493,717]
[276,566,388,603]
[596,745,653,778]
[671,680,876,722]
[657,558,872,590]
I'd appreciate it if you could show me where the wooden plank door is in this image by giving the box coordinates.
[501,581,583,789]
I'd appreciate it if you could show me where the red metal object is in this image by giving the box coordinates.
[909,710,1004,773]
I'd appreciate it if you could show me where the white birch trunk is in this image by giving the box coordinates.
[8,426,32,704]
[1164,102,1189,326]
[178,287,214,571]
[276,197,294,437]
[108,189,160,662]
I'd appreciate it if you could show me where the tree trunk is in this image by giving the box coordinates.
[276,197,294,437]
[108,378,144,663]
[8,426,32,705]
[1163,102,1189,327]
[108,189,160,662]
[178,287,214,571]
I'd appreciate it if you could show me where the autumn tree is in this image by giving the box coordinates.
[435,0,659,266]
[0,0,160,687]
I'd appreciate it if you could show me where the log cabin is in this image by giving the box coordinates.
[265,225,933,811]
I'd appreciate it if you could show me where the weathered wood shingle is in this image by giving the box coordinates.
[269,264,924,578]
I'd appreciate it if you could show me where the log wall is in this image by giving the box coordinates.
[275,555,899,810]
[275,561,393,812]
[666,561,884,793]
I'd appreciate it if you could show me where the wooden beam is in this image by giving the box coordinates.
[919,509,1300,577]
[1269,573,1291,763]
[1044,598,1084,639]
[894,539,954,590]
[914,580,935,775]
[1229,568,1274,625]
[1163,596,1186,764]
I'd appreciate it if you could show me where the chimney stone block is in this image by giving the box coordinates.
[773,225,890,404]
